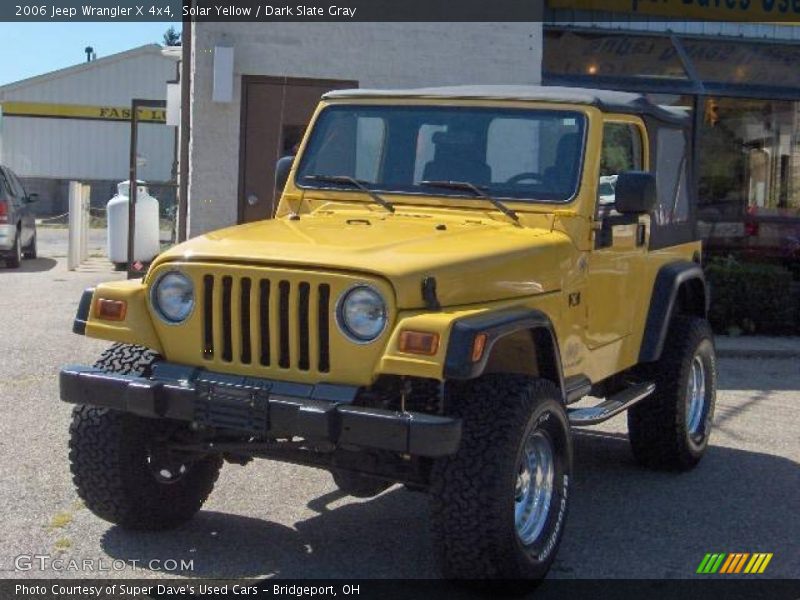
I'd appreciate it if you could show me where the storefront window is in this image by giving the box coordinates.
[697,97,800,220]
[682,40,800,88]
[543,30,688,80]
[544,30,800,89]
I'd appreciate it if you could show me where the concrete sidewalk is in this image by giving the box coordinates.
[716,335,800,359]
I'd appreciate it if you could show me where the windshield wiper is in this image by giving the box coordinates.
[303,174,395,213]
[420,180,519,224]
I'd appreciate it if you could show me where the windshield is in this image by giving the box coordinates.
[296,105,586,202]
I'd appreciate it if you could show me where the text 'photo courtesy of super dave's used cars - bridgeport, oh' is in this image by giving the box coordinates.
[61,85,716,584]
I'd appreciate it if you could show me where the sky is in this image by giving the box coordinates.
[0,22,181,86]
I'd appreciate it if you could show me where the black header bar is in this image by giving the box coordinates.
[5,579,800,600]
[5,0,800,22]
[3,0,545,22]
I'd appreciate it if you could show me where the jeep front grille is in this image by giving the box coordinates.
[201,274,331,373]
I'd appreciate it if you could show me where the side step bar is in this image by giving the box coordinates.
[567,382,656,426]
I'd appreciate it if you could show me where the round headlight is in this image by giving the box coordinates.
[151,271,194,324]
[337,286,387,342]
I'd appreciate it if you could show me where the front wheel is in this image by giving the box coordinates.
[68,343,222,530]
[69,407,222,530]
[430,375,572,582]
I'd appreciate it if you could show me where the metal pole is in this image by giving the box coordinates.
[126,98,167,278]
[127,100,140,279]
[67,181,80,271]
[691,94,704,242]
[80,184,90,262]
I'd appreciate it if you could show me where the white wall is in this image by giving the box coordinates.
[0,118,174,181]
[188,22,543,236]
[0,46,178,182]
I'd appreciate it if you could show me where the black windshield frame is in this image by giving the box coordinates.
[295,104,588,204]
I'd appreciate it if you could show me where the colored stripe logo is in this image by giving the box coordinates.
[697,553,773,574]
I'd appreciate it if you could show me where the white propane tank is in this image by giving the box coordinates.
[106,180,160,267]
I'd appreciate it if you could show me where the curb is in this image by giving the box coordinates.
[716,347,800,360]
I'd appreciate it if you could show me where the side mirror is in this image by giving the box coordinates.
[25,193,39,204]
[614,171,656,214]
[275,156,294,193]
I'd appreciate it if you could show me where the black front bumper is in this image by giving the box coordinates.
[59,363,461,458]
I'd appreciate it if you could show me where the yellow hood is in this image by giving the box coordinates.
[154,209,569,308]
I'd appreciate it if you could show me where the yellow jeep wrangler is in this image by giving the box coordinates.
[62,86,716,582]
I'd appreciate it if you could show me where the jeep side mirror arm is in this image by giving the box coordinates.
[595,171,655,249]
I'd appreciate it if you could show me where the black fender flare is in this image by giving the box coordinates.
[639,261,709,363]
[73,287,95,335]
[443,308,565,402]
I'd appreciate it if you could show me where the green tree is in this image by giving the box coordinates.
[162,26,181,47]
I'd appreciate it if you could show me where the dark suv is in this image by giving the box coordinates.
[0,165,37,268]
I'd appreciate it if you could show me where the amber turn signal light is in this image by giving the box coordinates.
[399,330,439,356]
[471,333,488,362]
[95,298,127,321]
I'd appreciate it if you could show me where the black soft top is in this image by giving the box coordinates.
[323,85,688,125]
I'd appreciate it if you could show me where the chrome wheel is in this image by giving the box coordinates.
[686,355,707,435]
[515,430,555,546]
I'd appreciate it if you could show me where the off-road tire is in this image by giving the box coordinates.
[331,470,391,498]
[93,342,161,375]
[430,375,572,582]
[69,344,222,530]
[22,230,37,259]
[6,231,21,268]
[628,316,717,471]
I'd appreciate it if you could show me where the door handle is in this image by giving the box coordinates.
[247,194,259,206]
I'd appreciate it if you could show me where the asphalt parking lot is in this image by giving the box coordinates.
[0,229,798,581]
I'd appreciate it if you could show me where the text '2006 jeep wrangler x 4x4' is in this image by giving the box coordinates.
[61,86,715,582]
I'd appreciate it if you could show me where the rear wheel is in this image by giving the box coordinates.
[23,230,37,259]
[430,375,572,582]
[68,344,222,530]
[6,232,21,268]
[628,316,717,471]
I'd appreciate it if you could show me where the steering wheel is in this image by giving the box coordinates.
[506,172,543,185]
